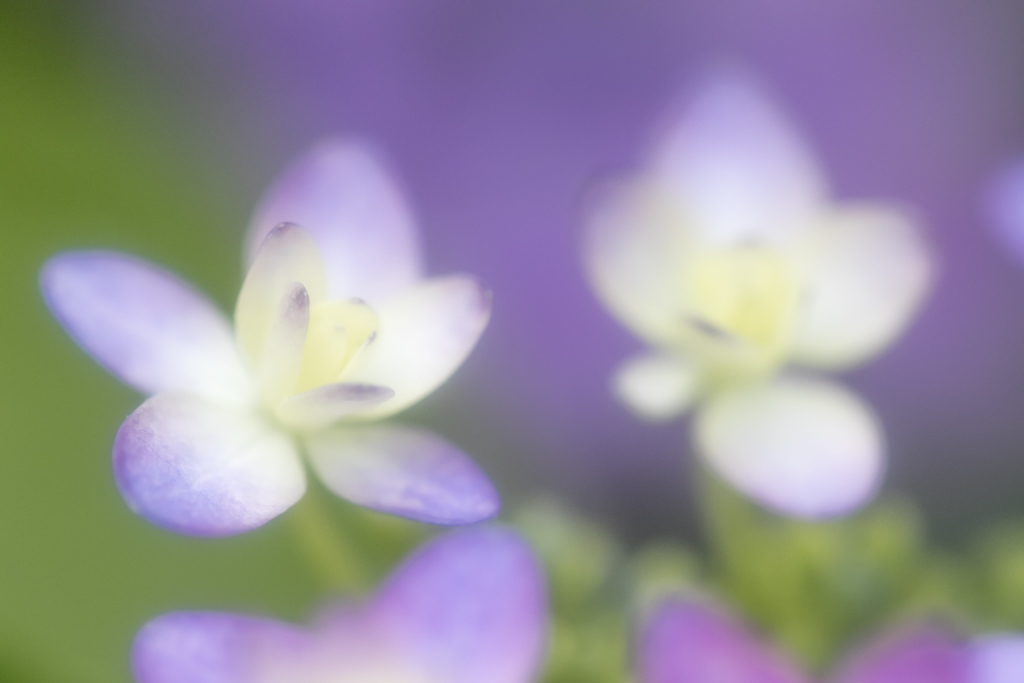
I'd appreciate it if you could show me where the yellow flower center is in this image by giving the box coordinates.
[295,298,378,393]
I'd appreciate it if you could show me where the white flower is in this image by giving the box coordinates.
[41,139,498,536]
[584,72,934,518]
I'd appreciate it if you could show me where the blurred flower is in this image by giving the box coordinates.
[132,527,547,683]
[638,597,967,683]
[40,138,498,536]
[583,71,934,518]
[986,158,1024,267]
[968,635,1024,683]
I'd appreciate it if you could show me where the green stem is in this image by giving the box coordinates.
[288,488,371,594]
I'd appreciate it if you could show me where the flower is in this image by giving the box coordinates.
[638,597,968,683]
[132,527,548,683]
[986,157,1024,267]
[583,71,934,518]
[40,138,499,536]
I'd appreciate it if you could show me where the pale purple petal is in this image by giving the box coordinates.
[832,626,969,683]
[305,424,499,525]
[133,612,305,683]
[246,138,423,305]
[987,158,1024,267]
[968,635,1024,683]
[40,251,252,405]
[114,393,306,536]
[369,527,547,683]
[344,275,491,419]
[651,69,827,246]
[638,599,809,683]
[696,376,884,519]
[274,382,395,431]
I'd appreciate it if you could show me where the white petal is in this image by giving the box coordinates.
[652,69,827,245]
[582,181,693,345]
[246,138,423,305]
[114,393,306,536]
[40,251,253,405]
[613,352,700,421]
[274,383,394,431]
[256,284,309,406]
[235,223,325,366]
[695,376,884,519]
[345,276,490,419]
[789,203,934,369]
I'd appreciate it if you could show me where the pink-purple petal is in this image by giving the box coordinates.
[40,251,252,405]
[832,626,969,683]
[638,599,809,683]
[246,138,423,304]
[132,612,305,683]
[114,393,306,537]
[305,424,499,525]
[369,527,548,683]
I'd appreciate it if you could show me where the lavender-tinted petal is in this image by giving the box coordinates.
[638,598,809,683]
[969,635,1024,683]
[369,527,547,683]
[832,626,969,683]
[274,382,395,431]
[246,138,423,304]
[987,158,1024,268]
[305,424,499,525]
[132,612,304,683]
[40,251,252,404]
[114,392,306,537]
[696,376,884,519]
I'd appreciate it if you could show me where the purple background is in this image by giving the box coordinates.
[112,0,1024,543]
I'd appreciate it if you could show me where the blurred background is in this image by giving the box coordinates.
[4,0,1024,679]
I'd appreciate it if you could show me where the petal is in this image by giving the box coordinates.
[969,635,1024,683]
[39,251,252,405]
[113,393,306,536]
[833,626,969,683]
[638,599,809,683]
[274,383,395,431]
[613,351,701,421]
[132,612,305,683]
[695,376,884,519]
[255,284,309,406]
[246,138,423,304]
[582,180,694,345]
[651,69,827,245]
[369,527,547,683]
[789,204,935,369]
[305,424,499,525]
[987,157,1024,267]
[345,276,491,419]
[235,223,326,365]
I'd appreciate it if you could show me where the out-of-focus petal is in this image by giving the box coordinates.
[345,276,490,419]
[274,383,394,431]
[968,635,1024,683]
[987,158,1024,267]
[305,424,499,525]
[113,393,306,536]
[40,251,252,405]
[235,223,326,365]
[789,204,934,369]
[638,598,808,683]
[132,612,305,683]
[695,376,883,519]
[613,351,700,421]
[651,69,827,245]
[582,181,694,345]
[833,626,969,683]
[246,138,423,304]
[369,527,547,683]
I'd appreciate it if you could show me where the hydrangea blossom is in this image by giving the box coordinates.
[638,597,969,683]
[132,527,547,683]
[583,71,934,518]
[40,139,498,536]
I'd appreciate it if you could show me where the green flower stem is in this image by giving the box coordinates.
[288,488,372,594]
